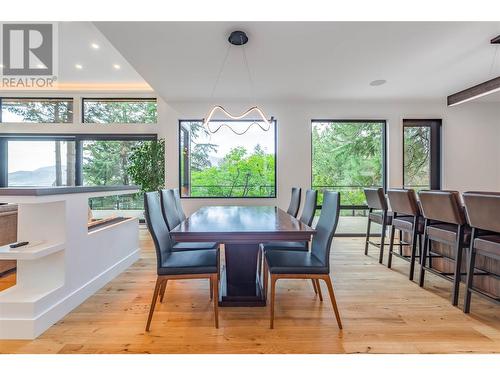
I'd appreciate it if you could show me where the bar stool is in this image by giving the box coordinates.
[387,189,424,280]
[462,191,500,313]
[363,188,392,264]
[418,190,471,306]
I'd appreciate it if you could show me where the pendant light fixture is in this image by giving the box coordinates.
[202,30,274,135]
[447,35,500,106]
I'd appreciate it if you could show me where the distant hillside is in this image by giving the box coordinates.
[8,165,66,186]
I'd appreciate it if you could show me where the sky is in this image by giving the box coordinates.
[8,141,67,172]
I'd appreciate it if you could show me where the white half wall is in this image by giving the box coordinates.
[159,98,500,215]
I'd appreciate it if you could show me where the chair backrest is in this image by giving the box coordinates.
[299,189,318,226]
[160,189,181,230]
[364,187,388,211]
[419,190,466,225]
[463,191,500,232]
[387,189,420,217]
[311,191,340,270]
[144,192,172,271]
[286,187,302,217]
[173,188,186,221]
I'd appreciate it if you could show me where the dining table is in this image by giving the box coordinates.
[170,205,316,307]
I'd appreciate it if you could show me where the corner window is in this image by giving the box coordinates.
[179,119,277,198]
[82,98,157,124]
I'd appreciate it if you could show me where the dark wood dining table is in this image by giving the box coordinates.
[170,206,316,307]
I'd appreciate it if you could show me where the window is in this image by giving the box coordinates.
[7,139,76,186]
[0,98,73,123]
[82,98,157,124]
[312,120,386,235]
[0,134,159,218]
[179,120,277,198]
[403,119,441,190]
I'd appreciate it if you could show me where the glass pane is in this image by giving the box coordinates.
[180,120,276,198]
[1,98,73,123]
[403,126,431,190]
[83,140,146,186]
[83,99,157,124]
[312,121,384,234]
[8,140,76,186]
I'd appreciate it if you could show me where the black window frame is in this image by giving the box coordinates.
[0,97,75,124]
[178,118,278,199]
[0,133,158,188]
[402,119,442,190]
[81,97,158,124]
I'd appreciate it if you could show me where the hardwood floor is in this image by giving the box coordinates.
[0,228,498,354]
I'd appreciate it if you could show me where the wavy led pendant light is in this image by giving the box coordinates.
[202,31,273,134]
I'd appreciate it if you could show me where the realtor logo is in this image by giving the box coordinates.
[1,23,58,88]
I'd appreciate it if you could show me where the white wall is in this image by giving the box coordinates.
[160,99,500,215]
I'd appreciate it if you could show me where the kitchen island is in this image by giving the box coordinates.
[0,186,140,339]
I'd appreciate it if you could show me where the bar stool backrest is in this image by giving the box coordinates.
[463,191,500,232]
[387,189,420,216]
[364,188,388,210]
[419,190,465,225]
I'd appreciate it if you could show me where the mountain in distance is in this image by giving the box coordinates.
[8,165,66,186]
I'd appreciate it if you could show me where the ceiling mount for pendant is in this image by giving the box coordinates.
[228,31,248,46]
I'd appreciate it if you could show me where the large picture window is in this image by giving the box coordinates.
[312,120,386,235]
[0,98,73,123]
[179,119,276,198]
[82,98,157,124]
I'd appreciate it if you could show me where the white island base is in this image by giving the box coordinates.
[0,186,140,339]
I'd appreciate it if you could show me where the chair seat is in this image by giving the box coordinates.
[158,249,218,275]
[392,215,424,233]
[261,241,308,252]
[368,211,393,225]
[474,235,500,260]
[427,223,471,245]
[173,241,218,251]
[265,250,328,274]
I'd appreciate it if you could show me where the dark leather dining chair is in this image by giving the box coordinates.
[262,190,342,329]
[144,192,220,331]
[364,188,392,263]
[260,189,320,296]
[172,188,186,221]
[418,190,470,306]
[386,189,424,281]
[160,189,218,251]
[462,191,500,313]
[286,187,302,218]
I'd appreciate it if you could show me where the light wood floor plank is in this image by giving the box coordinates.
[0,228,498,353]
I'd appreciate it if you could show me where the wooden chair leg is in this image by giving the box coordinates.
[210,278,213,300]
[145,278,162,331]
[323,275,343,329]
[211,274,219,328]
[311,279,318,294]
[315,279,323,301]
[270,274,277,329]
[159,279,168,303]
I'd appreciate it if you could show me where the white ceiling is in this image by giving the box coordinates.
[94,21,500,102]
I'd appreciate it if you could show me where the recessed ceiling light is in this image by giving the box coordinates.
[91,43,100,49]
[370,79,387,87]
[75,64,83,70]
[0,64,4,68]
[113,64,121,70]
